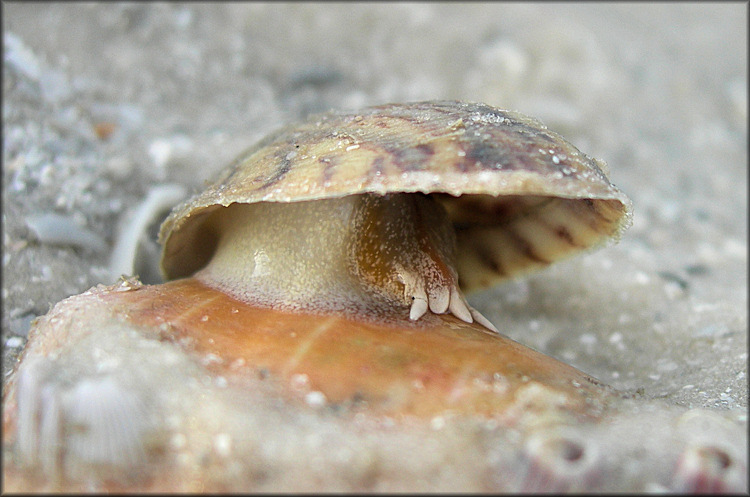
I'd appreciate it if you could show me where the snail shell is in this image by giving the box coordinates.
[159,100,631,325]
[4,101,633,490]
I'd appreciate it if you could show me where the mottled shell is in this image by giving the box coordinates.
[160,100,631,291]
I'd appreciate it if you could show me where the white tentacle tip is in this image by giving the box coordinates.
[470,307,499,333]
[409,296,429,321]
[448,286,473,323]
[429,285,450,314]
[400,274,497,333]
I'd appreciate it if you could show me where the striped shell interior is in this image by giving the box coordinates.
[160,100,631,292]
[436,193,628,292]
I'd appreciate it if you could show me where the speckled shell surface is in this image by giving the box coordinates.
[160,100,632,289]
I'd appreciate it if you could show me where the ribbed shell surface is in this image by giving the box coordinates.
[160,101,632,291]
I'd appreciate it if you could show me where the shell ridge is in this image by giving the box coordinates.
[160,100,632,292]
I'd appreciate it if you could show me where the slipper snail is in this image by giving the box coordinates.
[4,101,633,491]
[160,100,631,329]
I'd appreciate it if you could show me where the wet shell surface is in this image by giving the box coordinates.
[3,278,618,492]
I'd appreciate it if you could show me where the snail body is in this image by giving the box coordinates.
[4,101,634,491]
[196,193,475,325]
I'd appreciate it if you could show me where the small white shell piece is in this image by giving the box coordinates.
[109,184,187,281]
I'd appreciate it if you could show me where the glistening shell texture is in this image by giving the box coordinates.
[2,278,616,492]
[159,100,631,291]
[105,279,613,419]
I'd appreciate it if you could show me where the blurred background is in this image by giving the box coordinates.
[2,0,747,467]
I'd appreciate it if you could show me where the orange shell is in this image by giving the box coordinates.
[159,100,631,291]
[2,278,618,492]
[4,278,612,425]
[114,279,612,420]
